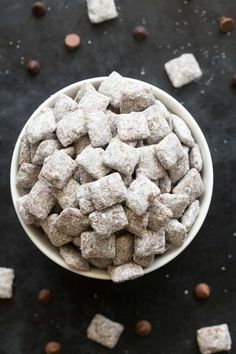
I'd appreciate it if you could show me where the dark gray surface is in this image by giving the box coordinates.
[0,1,236,353]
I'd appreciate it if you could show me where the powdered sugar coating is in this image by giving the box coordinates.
[116,112,150,141]
[134,228,166,257]
[32,139,61,165]
[54,207,89,236]
[16,162,41,189]
[165,219,187,246]
[114,233,134,266]
[172,114,194,147]
[53,178,80,209]
[197,324,232,354]
[155,132,184,169]
[98,71,127,108]
[77,182,95,214]
[86,111,112,147]
[168,146,190,183]
[110,262,144,283]
[148,199,173,230]
[181,200,200,231]
[56,109,86,147]
[124,206,149,237]
[60,244,90,271]
[158,193,189,219]
[18,135,31,165]
[41,214,72,247]
[86,0,118,24]
[26,107,56,144]
[0,268,15,299]
[190,143,203,171]
[173,168,204,203]
[120,84,155,113]
[54,94,78,122]
[81,231,116,259]
[136,145,166,180]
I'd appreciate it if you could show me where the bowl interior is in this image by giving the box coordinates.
[10,77,213,280]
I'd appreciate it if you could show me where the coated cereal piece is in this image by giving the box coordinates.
[56,109,86,147]
[74,135,91,156]
[89,258,113,269]
[75,166,95,184]
[98,72,128,108]
[72,236,81,247]
[40,214,72,247]
[86,111,112,147]
[173,168,204,203]
[120,84,155,113]
[74,82,96,103]
[103,137,139,176]
[116,112,150,141]
[190,143,203,171]
[133,254,154,268]
[87,314,124,349]
[158,172,172,194]
[155,133,185,169]
[32,139,62,165]
[77,183,95,214]
[158,193,189,219]
[136,145,166,180]
[81,231,116,259]
[18,135,31,165]
[165,53,202,88]
[165,219,187,246]
[24,180,56,219]
[53,94,78,122]
[89,204,128,237]
[113,233,134,266]
[124,206,149,237]
[54,207,89,236]
[134,228,165,257]
[144,102,172,144]
[76,145,111,179]
[16,162,41,189]
[60,244,90,271]
[105,110,118,136]
[171,114,195,147]
[168,146,190,183]
[87,0,118,24]
[53,178,80,209]
[26,107,56,144]
[89,173,127,211]
[16,195,38,225]
[181,200,200,231]
[78,91,110,113]
[30,142,40,162]
[0,267,14,299]
[197,324,232,354]
[126,175,160,216]
[39,150,76,189]
[110,262,144,283]
[148,199,173,230]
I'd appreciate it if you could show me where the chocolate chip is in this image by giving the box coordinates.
[38,289,52,304]
[231,74,236,87]
[65,34,81,50]
[32,2,47,17]
[219,16,235,33]
[135,320,152,336]
[26,60,41,76]
[44,341,61,354]
[194,283,211,299]
[132,26,149,41]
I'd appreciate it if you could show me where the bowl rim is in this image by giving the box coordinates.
[10,76,214,280]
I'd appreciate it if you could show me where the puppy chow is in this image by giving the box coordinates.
[136,145,166,180]
[56,109,86,147]
[86,111,112,147]
[120,84,155,113]
[158,193,189,219]
[16,162,41,189]
[110,262,144,283]
[124,206,149,237]
[173,168,204,203]
[116,111,150,141]
[165,219,187,246]
[0,268,15,299]
[190,143,203,171]
[181,200,200,231]
[77,182,95,214]
[196,324,231,354]
[148,199,173,230]
[81,231,116,259]
[155,132,185,169]
[171,114,195,147]
[98,71,128,108]
[32,139,62,165]
[40,214,72,247]
[54,207,89,236]
[134,228,165,257]
[53,94,78,122]
[53,178,80,209]
[60,244,90,271]
[113,233,134,266]
[26,107,56,144]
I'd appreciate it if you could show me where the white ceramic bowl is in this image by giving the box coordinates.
[10,77,213,280]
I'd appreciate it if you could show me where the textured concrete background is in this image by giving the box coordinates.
[0,0,236,353]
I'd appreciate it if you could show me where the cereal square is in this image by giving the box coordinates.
[133,254,154,268]
[60,244,90,271]
[134,228,165,257]
[158,172,172,194]
[120,84,155,113]
[165,53,202,88]
[56,109,86,147]
[87,0,118,24]
[171,114,194,147]
[110,262,144,283]
[105,110,118,136]
[168,146,190,183]
[76,145,111,179]
[39,150,76,189]
[41,214,72,247]
[144,101,172,144]
[103,137,139,176]
[114,233,134,266]
[16,195,39,225]
[24,180,56,219]
[126,175,160,216]
[173,168,204,203]
[18,135,31,165]
[54,207,89,236]
[89,204,128,237]
[32,139,62,165]
[136,145,166,180]
[158,193,190,219]
[116,112,150,141]
[74,82,96,103]
[165,219,187,246]
[86,111,112,147]
[0,267,15,299]
[53,178,80,209]
[98,72,128,108]
[75,166,95,184]
[155,132,185,169]
[89,172,127,210]
[87,314,124,349]
[181,200,200,231]
[77,182,95,214]
[124,207,149,237]
[190,143,203,171]
[26,107,56,144]
[148,199,173,230]
[81,231,116,259]
[53,94,78,122]
[78,91,110,113]
[197,324,232,354]
[16,162,41,189]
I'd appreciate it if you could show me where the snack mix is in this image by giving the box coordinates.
[16,72,204,283]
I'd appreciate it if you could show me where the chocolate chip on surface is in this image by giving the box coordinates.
[135,320,152,336]
[32,2,47,17]
[194,283,211,299]
[26,60,41,75]
[44,341,61,354]
[65,34,81,50]
[38,289,52,304]
[132,26,149,41]
[219,16,235,33]
[231,74,236,87]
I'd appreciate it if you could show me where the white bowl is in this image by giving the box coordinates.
[10,77,213,280]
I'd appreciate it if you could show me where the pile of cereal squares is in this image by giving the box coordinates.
[16,71,204,283]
